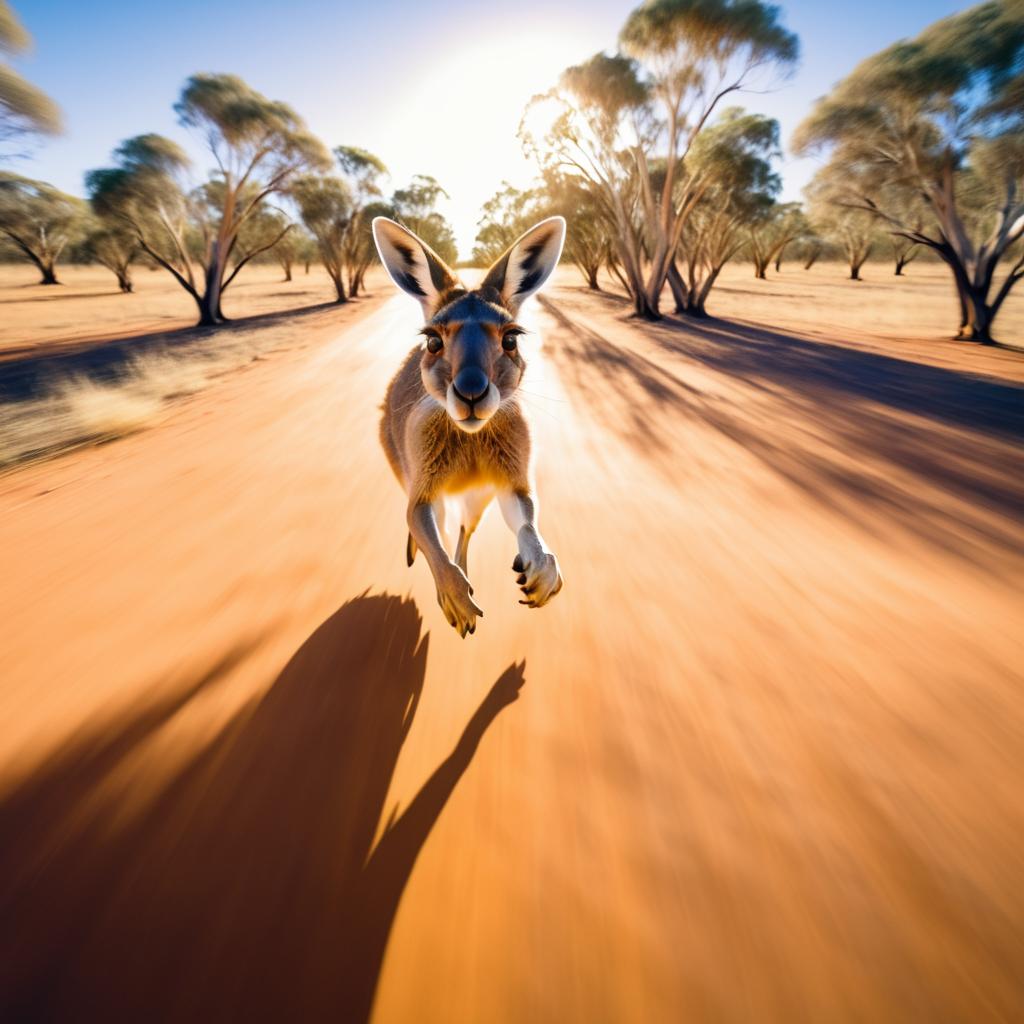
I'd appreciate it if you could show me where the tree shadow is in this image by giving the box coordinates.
[541,295,1024,575]
[0,593,525,1022]
[0,299,359,402]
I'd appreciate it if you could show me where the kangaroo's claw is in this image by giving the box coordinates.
[513,551,562,608]
[436,564,483,637]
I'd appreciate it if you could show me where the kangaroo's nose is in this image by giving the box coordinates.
[453,367,490,403]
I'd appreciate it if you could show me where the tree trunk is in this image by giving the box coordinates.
[117,269,133,294]
[667,261,689,314]
[633,290,661,320]
[39,260,59,285]
[330,271,348,303]
[957,286,995,344]
[774,241,789,274]
[754,257,768,280]
[282,263,293,282]
[803,248,820,271]
[195,293,219,326]
[586,265,600,290]
[199,249,225,326]
[304,260,311,275]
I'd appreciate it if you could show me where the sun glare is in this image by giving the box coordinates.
[371,26,602,260]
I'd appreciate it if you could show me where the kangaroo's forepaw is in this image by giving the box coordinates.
[512,552,563,608]
[437,565,483,638]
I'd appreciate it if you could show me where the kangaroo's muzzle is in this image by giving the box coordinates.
[446,370,500,432]
[452,367,490,405]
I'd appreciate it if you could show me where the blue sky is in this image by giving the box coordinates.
[12,0,968,255]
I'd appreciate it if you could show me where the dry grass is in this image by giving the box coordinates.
[2,340,249,465]
[0,264,390,468]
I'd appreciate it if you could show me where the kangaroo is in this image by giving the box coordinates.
[372,215,566,638]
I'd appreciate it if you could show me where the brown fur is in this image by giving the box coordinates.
[373,213,566,635]
[380,322,531,507]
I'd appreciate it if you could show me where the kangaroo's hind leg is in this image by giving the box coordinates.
[454,487,494,576]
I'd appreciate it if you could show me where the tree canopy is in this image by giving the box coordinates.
[794,0,1024,341]
[521,0,798,318]
[0,0,60,155]
[88,74,328,325]
[0,170,85,283]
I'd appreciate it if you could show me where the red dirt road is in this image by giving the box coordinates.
[1,281,1023,1021]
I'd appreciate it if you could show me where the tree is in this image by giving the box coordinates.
[1,1,60,156]
[292,174,353,302]
[294,229,318,274]
[671,108,780,316]
[474,175,613,287]
[797,235,825,270]
[345,199,393,296]
[748,201,805,279]
[472,182,537,265]
[523,0,797,318]
[543,170,614,289]
[88,74,328,326]
[391,175,457,265]
[891,236,919,277]
[335,146,388,296]
[79,218,136,292]
[794,1,1024,343]
[0,171,85,283]
[807,180,877,280]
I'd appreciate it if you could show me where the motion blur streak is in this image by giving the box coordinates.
[1,278,1022,1021]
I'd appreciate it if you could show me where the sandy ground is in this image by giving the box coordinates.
[0,262,362,360]
[1,263,1023,1021]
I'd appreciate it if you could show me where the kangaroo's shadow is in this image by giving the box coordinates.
[0,593,526,1022]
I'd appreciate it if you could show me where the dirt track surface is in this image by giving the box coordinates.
[1,280,1023,1021]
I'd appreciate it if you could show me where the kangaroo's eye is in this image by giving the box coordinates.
[502,331,522,352]
[424,333,443,354]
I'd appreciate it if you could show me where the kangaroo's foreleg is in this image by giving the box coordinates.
[498,489,563,607]
[408,499,483,637]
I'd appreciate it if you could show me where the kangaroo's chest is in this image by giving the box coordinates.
[415,409,520,498]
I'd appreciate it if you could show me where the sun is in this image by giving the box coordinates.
[372,25,606,259]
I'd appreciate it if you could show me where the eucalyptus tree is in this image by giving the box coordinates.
[291,174,353,302]
[343,198,396,296]
[391,174,458,265]
[474,175,611,287]
[521,53,649,305]
[671,108,780,316]
[88,74,328,325]
[748,201,805,278]
[1,0,60,155]
[0,171,85,283]
[295,229,318,274]
[335,146,388,295]
[523,0,797,318]
[472,182,537,265]
[807,181,877,280]
[80,219,136,292]
[544,170,613,289]
[272,225,298,280]
[794,1,1024,343]
[799,237,824,270]
[890,237,919,277]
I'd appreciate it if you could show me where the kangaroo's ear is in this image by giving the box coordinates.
[372,216,459,316]
[481,216,565,313]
